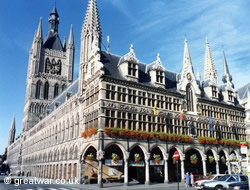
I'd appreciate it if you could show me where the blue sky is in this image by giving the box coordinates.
[0,0,250,154]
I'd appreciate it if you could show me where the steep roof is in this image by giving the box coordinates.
[237,83,250,100]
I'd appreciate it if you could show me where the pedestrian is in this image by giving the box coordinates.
[185,172,190,188]
[190,172,194,187]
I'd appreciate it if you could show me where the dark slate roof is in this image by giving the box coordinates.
[101,51,177,90]
[43,33,64,51]
[237,82,250,100]
[47,79,79,113]
[51,6,59,16]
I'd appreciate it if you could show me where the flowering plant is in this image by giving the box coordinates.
[86,153,94,161]
[190,154,198,164]
[153,154,161,164]
[112,153,120,163]
[221,155,226,164]
[209,156,215,163]
[134,154,141,163]
[81,128,97,138]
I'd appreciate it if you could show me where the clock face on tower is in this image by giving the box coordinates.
[45,58,61,75]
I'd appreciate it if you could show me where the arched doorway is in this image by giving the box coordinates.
[149,147,164,183]
[206,150,216,174]
[82,145,97,184]
[168,148,181,182]
[103,144,124,182]
[219,151,227,174]
[184,149,203,175]
[128,145,145,184]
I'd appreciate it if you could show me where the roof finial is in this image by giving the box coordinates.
[130,44,134,53]
[157,53,160,61]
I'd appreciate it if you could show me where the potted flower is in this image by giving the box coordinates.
[153,154,161,164]
[221,155,226,164]
[190,154,198,164]
[134,153,141,163]
[209,156,215,164]
[112,153,120,163]
[86,153,94,161]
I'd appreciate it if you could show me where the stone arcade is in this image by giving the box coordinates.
[7,0,247,186]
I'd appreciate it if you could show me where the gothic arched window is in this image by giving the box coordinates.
[62,84,66,91]
[44,82,49,100]
[186,84,194,112]
[54,83,59,98]
[35,81,41,99]
[45,58,51,73]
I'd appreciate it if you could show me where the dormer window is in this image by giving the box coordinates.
[128,62,137,77]
[212,86,217,97]
[228,91,233,102]
[156,71,164,83]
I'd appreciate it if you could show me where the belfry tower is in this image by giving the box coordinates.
[22,6,75,131]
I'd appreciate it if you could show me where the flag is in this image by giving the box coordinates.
[180,109,184,121]
[227,115,231,127]
[153,100,158,115]
[209,112,213,131]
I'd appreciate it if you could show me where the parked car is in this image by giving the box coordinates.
[195,174,225,189]
[201,174,248,190]
[228,181,249,190]
[194,174,208,182]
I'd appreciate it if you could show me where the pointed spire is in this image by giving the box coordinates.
[36,18,43,39]
[67,25,74,48]
[63,37,66,49]
[197,70,201,81]
[82,0,102,40]
[222,50,232,84]
[11,115,16,131]
[204,37,217,83]
[182,38,194,73]
[130,44,134,53]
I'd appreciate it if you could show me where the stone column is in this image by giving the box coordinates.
[145,153,150,185]
[124,152,129,186]
[164,159,169,183]
[202,158,207,176]
[180,156,185,181]
[215,160,220,174]
[227,161,231,174]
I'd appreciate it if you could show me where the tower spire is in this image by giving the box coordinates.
[36,18,43,40]
[48,5,59,33]
[82,0,102,42]
[204,37,217,84]
[182,38,194,73]
[8,115,16,145]
[222,50,232,84]
[67,25,74,48]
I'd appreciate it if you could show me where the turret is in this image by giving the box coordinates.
[79,0,103,93]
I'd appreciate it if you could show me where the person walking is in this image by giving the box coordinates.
[185,172,190,188]
[190,172,194,187]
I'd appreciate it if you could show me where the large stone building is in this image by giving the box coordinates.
[7,0,247,186]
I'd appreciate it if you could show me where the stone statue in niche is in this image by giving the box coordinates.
[188,120,196,136]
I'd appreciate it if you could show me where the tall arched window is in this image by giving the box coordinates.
[186,84,194,112]
[54,83,59,98]
[35,81,41,99]
[62,84,66,91]
[44,82,49,100]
